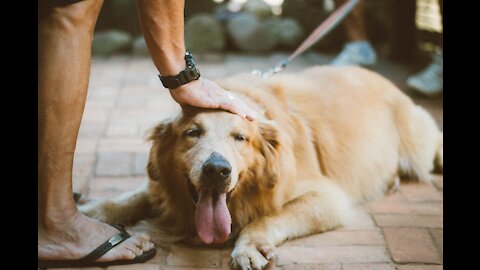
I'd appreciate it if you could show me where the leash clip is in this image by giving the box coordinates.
[252,59,288,79]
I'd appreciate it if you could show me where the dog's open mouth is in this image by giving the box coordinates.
[186,179,232,244]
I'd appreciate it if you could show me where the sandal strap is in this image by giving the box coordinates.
[79,224,130,263]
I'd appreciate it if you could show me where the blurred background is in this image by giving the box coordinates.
[92,0,442,65]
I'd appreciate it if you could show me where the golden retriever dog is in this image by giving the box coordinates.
[80,66,443,270]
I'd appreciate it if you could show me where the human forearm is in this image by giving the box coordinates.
[137,0,186,76]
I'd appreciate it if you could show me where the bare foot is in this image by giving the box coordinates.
[38,211,155,262]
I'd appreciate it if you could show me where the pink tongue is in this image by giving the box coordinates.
[195,191,231,244]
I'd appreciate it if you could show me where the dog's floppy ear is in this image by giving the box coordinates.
[147,120,174,148]
[257,120,281,188]
[146,119,175,182]
[259,120,280,150]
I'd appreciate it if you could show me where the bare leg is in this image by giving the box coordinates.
[331,0,376,66]
[337,0,369,41]
[38,0,154,262]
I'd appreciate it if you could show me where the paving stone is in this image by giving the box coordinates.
[282,264,341,270]
[98,138,150,153]
[166,245,221,268]
[396,266,443,270]
[342,263,396,270]
[78,122,106,138]
[75,139,98,154]
[95,152,132,176]
[276,246,390,265]
[433,175,443,190]
[107,264,159,270]
[106,123,138,137]
[399,183,442,202]
[383,228,441,264]
[373,214,443,228]
[429,229,443,259]
[284,229,385,246]
[367,202,443,216]
[133,152,149,176]
[88,176,146,199]
[73,154,96,178]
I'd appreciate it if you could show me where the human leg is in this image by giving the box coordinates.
[38,0,154,263]
[331,0,377,66]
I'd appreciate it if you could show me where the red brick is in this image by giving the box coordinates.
[54,267,105,270]
[106,123,138,137]
[75,139,98,154]
[163,267,219,270]
[95,152,132,176]
[367,202,443,216]
[430,229,443,258]
[342,263,396,270]
[117,95,147,107]
[166,245,221,268]
[276,246,390,265]
[396,266,443,270]
[373,214,443,228]
[81,108,110,123]
[399,183,442,202]
[84,97,116,110]
[383,228,441,264]
[375,191,408,204]
[133,153,149,176]
[107,264,159,270]
[73,154,96,178]
[98,138,150,153]
[88,176,146,200]
[78,122,106,138]
[433,175,443,190]
[282,264,341,270]
[284,230,385,246]
[72,176,89,195]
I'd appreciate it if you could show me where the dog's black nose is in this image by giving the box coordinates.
[202,152,232,182]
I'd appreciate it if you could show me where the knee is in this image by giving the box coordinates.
[39,0,104,35]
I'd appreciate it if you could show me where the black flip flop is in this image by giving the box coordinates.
[38,224,156,269]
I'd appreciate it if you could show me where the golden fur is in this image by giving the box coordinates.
[81,66,443,270]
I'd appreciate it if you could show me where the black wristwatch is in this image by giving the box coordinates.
[158,51,201,89]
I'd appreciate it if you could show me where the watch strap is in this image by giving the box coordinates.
[159,52,201,89]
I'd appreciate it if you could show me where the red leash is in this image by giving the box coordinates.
[253,0,360,78]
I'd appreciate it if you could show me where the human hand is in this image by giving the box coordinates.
[168,78,257,121]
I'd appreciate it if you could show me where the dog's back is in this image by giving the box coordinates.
[219,66,443,202]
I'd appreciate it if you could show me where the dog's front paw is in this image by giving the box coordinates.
[231,239,276,270]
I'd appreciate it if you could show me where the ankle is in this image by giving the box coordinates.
[39,206,81,233]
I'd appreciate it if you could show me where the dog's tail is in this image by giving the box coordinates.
[396,104,442,182]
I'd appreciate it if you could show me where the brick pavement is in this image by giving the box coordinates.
[61,52,442,270]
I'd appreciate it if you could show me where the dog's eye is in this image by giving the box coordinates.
[232,133,247,142]
[185,128,202,138]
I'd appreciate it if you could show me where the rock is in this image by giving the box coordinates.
[227,13,279,52]
[92,30,133,56]
[242,0,273,19]
[264,18,305,49]
[185,0,217,19]
[185,14,226,53]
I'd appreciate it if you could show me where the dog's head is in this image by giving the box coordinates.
[147,107,281,245]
